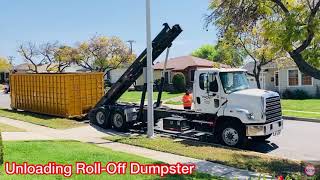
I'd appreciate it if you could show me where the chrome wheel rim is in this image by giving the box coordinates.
[113,113,123,128]
[96,111,105,125]
[222,128,239,146]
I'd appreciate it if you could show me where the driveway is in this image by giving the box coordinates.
[1,93,320,161]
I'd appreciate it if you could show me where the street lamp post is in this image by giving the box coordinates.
[127,40,136,54]
[146,0,154,138]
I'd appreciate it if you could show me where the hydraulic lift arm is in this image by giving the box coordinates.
[94,24,182,108]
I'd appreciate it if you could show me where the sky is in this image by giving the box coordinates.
[0,0,218,65]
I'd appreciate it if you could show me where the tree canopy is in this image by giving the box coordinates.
[76,36,135,73]
[17,35,134,74]
[0,57,11,71]
[192,43,244,67]
[206,0,320,79]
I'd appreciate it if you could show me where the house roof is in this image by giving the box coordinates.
[13,63,34,71]
[154,56,230,71]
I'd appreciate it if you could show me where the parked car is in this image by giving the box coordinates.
[3,83,10,93]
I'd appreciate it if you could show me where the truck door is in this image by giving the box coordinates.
[194,72,220,114]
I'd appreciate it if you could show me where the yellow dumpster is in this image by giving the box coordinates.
[10,73,104,118]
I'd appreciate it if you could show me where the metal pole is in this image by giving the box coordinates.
[127,40,135,54]
[146,0,154,138]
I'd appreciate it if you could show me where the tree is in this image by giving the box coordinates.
[192,44,219,61]
[39,42,59,72]
[0,57,11,72]
[223,25,287,88]
[206,0,320,79]
[76,35,135,76]
[17,42,42,73]
[53,46,77,73]
[192,43,244,67]
[18,42,74,73]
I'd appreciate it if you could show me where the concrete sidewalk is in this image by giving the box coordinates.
[0,116,271,179]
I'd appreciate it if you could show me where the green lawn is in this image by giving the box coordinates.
[281,99,320,119]
[105,136,301,176]
[0,140,218,180]
[0,109,85,129]
[165,99,320,119]
[164,100,182,105]
[118,91,183,103]
[0,123,25,132]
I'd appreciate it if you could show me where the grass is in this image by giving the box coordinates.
[0,140,219,180]
[281,99,320,119]
[0,109,85,129]
[118,91,183,103]
[0,123,25,132]
[105,136,302,175]
[164,100,182,105]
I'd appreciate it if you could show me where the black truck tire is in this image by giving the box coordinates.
[91,108,111,128]
[111,111,128,132]
[251,134,272,142]
[219,121,247,148]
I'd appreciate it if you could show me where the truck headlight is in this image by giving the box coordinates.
[247,113,255,120]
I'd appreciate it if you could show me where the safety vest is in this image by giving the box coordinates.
[182,94,192,107]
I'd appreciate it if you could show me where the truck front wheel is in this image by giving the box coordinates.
[220,121,247,148]
[112,111,128,132]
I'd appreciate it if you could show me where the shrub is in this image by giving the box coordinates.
[282,89,310,99]
[293,89,310,99]
[282,89,293,99]
[172,73,186,93]
[316,85,320,99]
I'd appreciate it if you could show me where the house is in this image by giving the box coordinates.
[133,56,230,89]
[243,61,320,97]
[13,63,35,73]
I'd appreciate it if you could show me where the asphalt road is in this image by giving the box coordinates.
[0,93,319,161]
[0,93,11,109]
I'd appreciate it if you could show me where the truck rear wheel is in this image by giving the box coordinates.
[91,108,111,128]
[219,121,247,148]
[251,134,272,142]
[112,111,128,132]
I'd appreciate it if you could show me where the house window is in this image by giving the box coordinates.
[288,70,298,86]
[274,71,279,87]
[301,73,312,85]
[190,70,195,82]
[162,71,172,84]
[199,73,208,90]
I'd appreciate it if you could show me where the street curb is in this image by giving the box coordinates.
[283,116,320,123]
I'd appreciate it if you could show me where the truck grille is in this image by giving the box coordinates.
[265,96,282,122]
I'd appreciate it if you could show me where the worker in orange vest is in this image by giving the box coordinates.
[182,90,192,110]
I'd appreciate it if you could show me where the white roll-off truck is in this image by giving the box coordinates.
[90,24,283,148]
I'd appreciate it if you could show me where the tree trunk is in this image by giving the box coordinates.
[255,65,262,89]
[289,51,320,80]
[255,75,261,89]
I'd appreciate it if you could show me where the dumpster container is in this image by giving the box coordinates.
[10,73,104,118]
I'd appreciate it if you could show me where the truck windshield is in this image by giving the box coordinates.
[220,72,249,94]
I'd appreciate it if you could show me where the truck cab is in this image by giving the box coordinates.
[193,68,283,146]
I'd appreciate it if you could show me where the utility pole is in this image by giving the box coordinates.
[127,40,136,54]
[146,0,154,138]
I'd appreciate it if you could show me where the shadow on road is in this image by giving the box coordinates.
[246,140,279,153]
